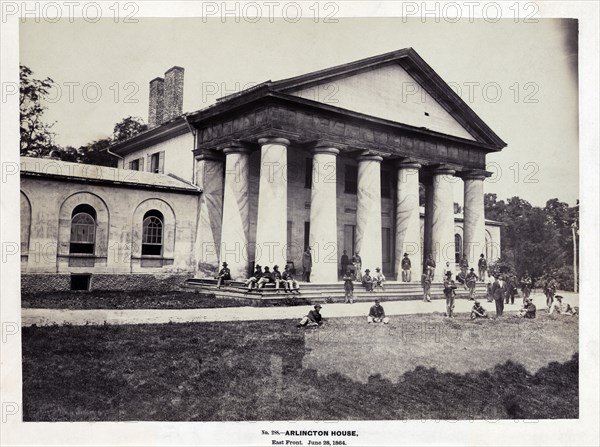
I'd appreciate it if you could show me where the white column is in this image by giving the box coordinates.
[355,153,383,276]
[309,145,339,283]
[194,150,224,277]
[463,170,487,267]
[395,160,422,281]
[220,145,251,279]
[431,166,456,282]
[255,137,289,270]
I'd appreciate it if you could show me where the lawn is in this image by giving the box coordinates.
[22,313,579,421]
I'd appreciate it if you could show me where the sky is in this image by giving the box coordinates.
[19,17,579,207]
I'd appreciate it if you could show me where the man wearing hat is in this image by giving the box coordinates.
[421,266,432,302]
[256,266,274,289]
[297,304,324,327]
[443,271,458,318]
[401,253,412,282]
[302,246,312,282]
[244,264,263,291]
[215,262,231,289]
[465,267,479,300]
[515,297,536,319]
[478,254,487,281]
[373,267,386,291]
[549,295,577,316]
[272,265,284,293]
[362,269,374,292]
[470,300,489,319]
[367,299,389,324]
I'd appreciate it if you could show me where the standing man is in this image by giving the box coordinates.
[302,246,312,283]
[486,272,494,302]
[401,253,412,282]
[459,255,469,277]
[340,250,349,277]
[466,268,478,300]
[478,254,487,281]
[353,252,362,282]
[421,267,432,302]
[492,275,506,317]
[544,275,558,311]
[520,272,532,305]
[443,271,458,318]
[425,254,436,281]
[343,270,354,304]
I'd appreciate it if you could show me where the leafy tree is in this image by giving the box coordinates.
[20,65,58,157]
[112,116,147,142]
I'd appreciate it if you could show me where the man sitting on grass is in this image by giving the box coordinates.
[515,297,537,319]
[297,304,323,327]
[549,295,578,316]
[470,300,489,319]
[367,299,389,324]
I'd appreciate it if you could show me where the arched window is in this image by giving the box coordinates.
[454,233,462,264]
[70,204,97,254]
[142,210,164,256]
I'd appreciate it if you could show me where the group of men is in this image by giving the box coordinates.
[297,299,389,327]
[215,262,300,293]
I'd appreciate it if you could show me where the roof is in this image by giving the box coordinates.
[20,157,201,193]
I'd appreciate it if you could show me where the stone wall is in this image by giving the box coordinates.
[21,273,192,293]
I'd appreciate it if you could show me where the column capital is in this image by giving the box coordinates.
[222,141,252,155]
[312,145,340,156]
[459,169,490,181]
[193,148,224,162]
[395,158,422,170]
[258,137,291,147]
[357,151,383,163]
[432,164,456,176]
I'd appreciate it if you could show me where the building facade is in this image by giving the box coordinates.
[20,48,504,291]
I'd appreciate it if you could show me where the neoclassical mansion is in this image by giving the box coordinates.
[20,49,503,292]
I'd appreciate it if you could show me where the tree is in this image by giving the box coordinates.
[20,65,58,157]
[112,116,147,142]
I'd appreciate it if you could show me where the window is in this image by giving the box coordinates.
[304,222,310,251]
[381,169,392,198]
[129,159,139,170]
[344,165,358,194]
[149,151,164,174]
[70,204,96,254]
[304,158,313,189]
[142,210,164,256]
[454,233,462,264]
[71,274,91,291]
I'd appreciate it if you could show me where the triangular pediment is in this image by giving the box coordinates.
[270,48,506,149]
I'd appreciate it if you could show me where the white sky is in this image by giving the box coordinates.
[20,17,579,207]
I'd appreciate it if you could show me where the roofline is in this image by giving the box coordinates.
[20,170,202,194]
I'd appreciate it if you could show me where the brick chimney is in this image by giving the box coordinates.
[148,77,164,128]
[163,66,184,122]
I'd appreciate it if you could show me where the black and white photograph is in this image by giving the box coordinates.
[1,1,598,446]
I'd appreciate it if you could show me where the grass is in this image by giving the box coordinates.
[21,290,244,309]
[22,313,579,421]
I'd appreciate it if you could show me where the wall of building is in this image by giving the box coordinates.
[120,132,194,183]
[20,176,200,292]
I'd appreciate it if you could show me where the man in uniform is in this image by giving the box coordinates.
[421,267,432,302]
[443,271,458,318]
[478,254,487,281]
[401,253,412,282]
[343,270,354,303]
[367,299,389,324]
[297,304,324,327]
[466,268,479,300]
[470,300,489,319]
[515,297,536,319]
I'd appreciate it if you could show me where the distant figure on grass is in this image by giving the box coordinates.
[373,267,386,291]
[549,295,578,316]
[340,250,349,276]
[362,269,374,292]
[544,276,558,311]
[515,297,536,319]
[302,247,312,282]
[425,254,436,280]
[492,275,506,317]
[367,299,389,324]
[421,267,432,302]
[282,265,300,294]
[520,272,532,304]
[215,262,231,288]
[245,265,263,291]
[256,266,274,289]
[343,271,354,303]
[352,252,362,282]
[470,300,489,319]
[443,271,458,318]
[459,255,469,276]
[401,253,412,282]
[478,254,487,281]
[466,268,478,300]
[297,304,323,327]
